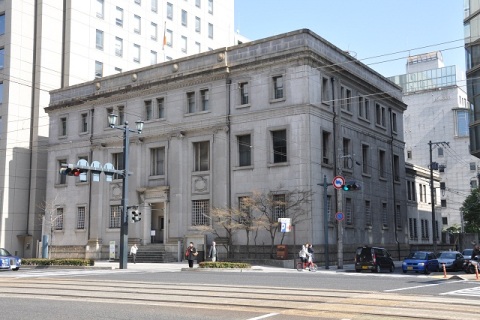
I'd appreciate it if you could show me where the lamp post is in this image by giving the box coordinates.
[108,113,144,269]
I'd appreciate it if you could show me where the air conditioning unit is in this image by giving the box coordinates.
[322,157,329,164]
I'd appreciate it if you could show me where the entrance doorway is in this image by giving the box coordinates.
[150,202,165,243]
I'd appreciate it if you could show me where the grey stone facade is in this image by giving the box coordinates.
[45,29,408,260]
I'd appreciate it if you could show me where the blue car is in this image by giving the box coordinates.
[0,248,21,271]
[402,251,439,274]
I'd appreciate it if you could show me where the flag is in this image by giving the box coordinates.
[162,21,167,50]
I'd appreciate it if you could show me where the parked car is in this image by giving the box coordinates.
[354,246,395,273]
[402,251,439,274]
[0,248,21,271]
[436,251,464,271]
[462,249,473,261]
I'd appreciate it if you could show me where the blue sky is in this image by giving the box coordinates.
[234,0,465,78]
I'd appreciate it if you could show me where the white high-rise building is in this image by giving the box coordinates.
[0,0,234,258]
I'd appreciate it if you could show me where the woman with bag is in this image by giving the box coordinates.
[185,242,198,268]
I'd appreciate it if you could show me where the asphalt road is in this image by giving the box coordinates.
[2,263,480,319]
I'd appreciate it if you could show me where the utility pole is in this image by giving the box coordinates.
[428,140,449,253]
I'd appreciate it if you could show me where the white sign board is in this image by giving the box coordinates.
[109,241,116,260]
[278,218,292,233]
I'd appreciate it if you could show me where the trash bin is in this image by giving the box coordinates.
[276,245,288,260]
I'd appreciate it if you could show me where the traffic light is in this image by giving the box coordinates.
[131,210,142,223]
[342,181,361,191]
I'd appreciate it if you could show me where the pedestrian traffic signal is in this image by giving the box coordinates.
[131,210,141,223]
[342,181,361,191]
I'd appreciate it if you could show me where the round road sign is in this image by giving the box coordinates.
[332,176,345,189]
[335,212,344,221]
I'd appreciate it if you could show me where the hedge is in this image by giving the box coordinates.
[22,258,94,266]
[198,261,251,269]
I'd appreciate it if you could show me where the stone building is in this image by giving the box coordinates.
[45,29,408,261]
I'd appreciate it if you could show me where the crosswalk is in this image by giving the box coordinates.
[441,286,480,297]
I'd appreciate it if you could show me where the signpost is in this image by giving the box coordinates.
[335,212,345,222]
[332,176,345,190]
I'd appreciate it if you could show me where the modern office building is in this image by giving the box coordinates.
[45,29,408,262]
[0,0,234,258]
[389,52,474,237]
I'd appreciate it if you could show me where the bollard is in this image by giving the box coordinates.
[442,263,447,278]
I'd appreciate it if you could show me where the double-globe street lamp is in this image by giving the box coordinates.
[107,113,144,269]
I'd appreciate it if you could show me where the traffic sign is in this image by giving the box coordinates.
[332,176,345,189]
[335,212,344,221]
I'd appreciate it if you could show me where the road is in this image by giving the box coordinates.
[2,263,480,319]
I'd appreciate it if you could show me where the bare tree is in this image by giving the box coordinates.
[250,188,313,258]
[38,194,64,258]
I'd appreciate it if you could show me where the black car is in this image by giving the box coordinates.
[355,246,395,273]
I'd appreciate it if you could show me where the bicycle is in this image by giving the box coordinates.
[296,260,318,272]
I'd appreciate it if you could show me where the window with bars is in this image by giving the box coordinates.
[55,208,64,230]
[271,129,287,163]
[272,194,286,221]
[157,98,165,119]
[395,204,401,229]
[77,207,86,229]
[381,202,388,227]
[112,153,124,180]
[345,198,353,225]
[192,200,209,226]
[150,147,165,176]
[194,141,209,171]
[240,82,249,105]
[109,205,121,228]
[409,218,418,240]
[200,89,209,111]
[273,75,284,100]
[237,134,251,167]
[365,200,371,226]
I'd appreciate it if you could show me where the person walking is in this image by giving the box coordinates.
[299,243,308,269]
[208,241,217,262]
[185,242,197,268]
[129,244,138,264]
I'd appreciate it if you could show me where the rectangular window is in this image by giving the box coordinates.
[194,141,209,171]
[80,113,88,133]
[167,2,173,20]
[95,61,103,78]
[342,138,350,169]
[0,48,4,68]
[181,36,187,53]
[455,109,469,137]
[392,112,398,133]
[208,0,213,13]
[192,200,210,226]
[96,29,104,49]
[273,194,286,220]
[396,204,401,228]
[195,42,201,53]
[322,131,331,165]
[166,29,173,46]
[133,44,141,63]
[60,117,67,136]
[151,22,158,40]
[115,7,123,26]
[321,77,330,104]
[345,198,353,225]
[182,10,187,26]
[145,100,153,120]
[240,82,249,105]
[134,15,141,34]
[195,17,201,33]
[375,103,386,127]
[151,0,158,12]
[134,0,141,5]
[365,200,371,226]
[196,0,201,8]
[379,150,386,178]
[409,218,418,240]
[55,208,64,230]
[273,75,284,99]
[340,86,352,112]
[151,50,157,65]
[157,98,165,119]
[393,154,400,181]
[118,106,125,125]
[362,144,369,174]
[364,98,370,120]
[441,199,447,207]
[112,152,124,180]
[187,92,196,113]
[200,89,209,111]
[237,134,251,167]
[382,202,387,227]
[96,0,104,19]
[58,160,67,185]
[115,37,123,57]
[407,181,412,201]
[109,205,121,228]
[77,207,86,229]
[272,129,287,163]
[208,23,213,39]
[151,147,165,176]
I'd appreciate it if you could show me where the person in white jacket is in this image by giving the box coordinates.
[299,243,308,268]
[130,244,138,264]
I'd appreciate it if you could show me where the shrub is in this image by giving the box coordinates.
[198,261,251,269]
[22,258,94,266]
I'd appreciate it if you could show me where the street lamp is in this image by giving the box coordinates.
[108,113,144,269]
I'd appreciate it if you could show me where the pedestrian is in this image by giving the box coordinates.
[299,243,308,269]
[130,244,138,264]
[472,244,480,261]
[208,241,217,262]
[307,244,314,266]
[185,242,198,268]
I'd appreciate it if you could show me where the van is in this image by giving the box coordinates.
[354,246,395,273]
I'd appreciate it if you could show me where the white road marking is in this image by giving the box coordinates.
[247,313,279,320]
[384,280,464,292]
